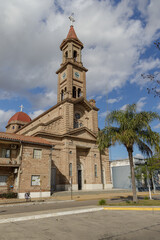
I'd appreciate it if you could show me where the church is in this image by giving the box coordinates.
[0,25,112,198]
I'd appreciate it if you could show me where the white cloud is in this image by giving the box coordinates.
[29,91,57,109]
[0,109,16,131]
[29,110,44,120]
[95,95,102,101]
[120,97,146,112]
[120,104,128,111]
[134,153,144,159]
[0,0,160,107]
[99,110,110,118]
[157,103,160,110]
[131,58,160,86]
[136,97,147,112]
[153,123,160,129]
[107,97,122,104]
[0,91,15,100]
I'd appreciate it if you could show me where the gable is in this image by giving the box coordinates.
[67,128,97,141]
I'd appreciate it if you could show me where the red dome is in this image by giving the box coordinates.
[8,112,31,124]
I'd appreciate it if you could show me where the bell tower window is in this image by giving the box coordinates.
[78,88,81,97]
[65,51,68,59]
[72,86,76,98]
[73,51,77,61]
[61,90,64,101]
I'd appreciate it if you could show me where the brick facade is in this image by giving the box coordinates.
[0,25,112,198]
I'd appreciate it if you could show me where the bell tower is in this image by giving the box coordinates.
[56,25,88,103]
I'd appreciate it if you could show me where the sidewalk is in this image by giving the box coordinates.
[0,189,158,205]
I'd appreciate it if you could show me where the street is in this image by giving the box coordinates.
[0,208,160,240]
[0,199,98,215]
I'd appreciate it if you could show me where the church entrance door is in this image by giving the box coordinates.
[78,170,82,190]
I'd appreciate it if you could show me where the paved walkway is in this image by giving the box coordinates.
[0,189,159,205]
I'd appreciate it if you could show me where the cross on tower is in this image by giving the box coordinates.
[19,104,24,112]
[69,13,75,25]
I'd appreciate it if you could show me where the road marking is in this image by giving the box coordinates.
[0,207,103,224]
[104,207,160,211]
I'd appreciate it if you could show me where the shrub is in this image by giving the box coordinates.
[99,199,106,205]
[0,192,18,199]
[144,196,149,200]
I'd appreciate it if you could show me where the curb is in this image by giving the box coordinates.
[0,199,74,208]
[104,207,160,211]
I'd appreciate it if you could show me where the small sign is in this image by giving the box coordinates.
[31,175,40,186]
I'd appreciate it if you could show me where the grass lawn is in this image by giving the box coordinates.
[105,199,160,206]
[99,196,160,206]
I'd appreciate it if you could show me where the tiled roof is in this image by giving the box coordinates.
[60,25,83,50]
[67,25,79,40]
[8,112,31,124]
[0,132,52,146]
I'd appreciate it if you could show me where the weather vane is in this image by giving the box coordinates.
[69,13,75,26]
[19,104,24,112]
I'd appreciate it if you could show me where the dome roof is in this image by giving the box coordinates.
[8,112,31,124]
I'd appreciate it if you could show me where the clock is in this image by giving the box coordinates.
[62,72,66,80]
[74,72,80,79]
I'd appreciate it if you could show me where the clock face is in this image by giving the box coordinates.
[75,71,80,79]
[62,72,66,80]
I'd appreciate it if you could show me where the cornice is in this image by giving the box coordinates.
[56,60,88,74]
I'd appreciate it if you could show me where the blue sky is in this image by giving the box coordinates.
[0,0,160,160]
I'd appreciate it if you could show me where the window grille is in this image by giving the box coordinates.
[0,175,8,186]
[33,149,42,159]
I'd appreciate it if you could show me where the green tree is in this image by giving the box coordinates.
[98,104,160,202]
[135,154,160,196]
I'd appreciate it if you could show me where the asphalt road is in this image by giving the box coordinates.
[0,199,99,216]
[0,208,160,240]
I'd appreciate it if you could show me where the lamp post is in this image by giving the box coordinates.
[70,177,73,200]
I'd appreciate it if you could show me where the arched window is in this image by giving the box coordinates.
[72,86,76,98]
[69,163,72,177]
[74,112,83,128]
[64,87,67,92]
[95,164,97,177]
[78,88,81,97]
[12,126,15,129]
[73,50,77,61]
[61,90,64,101]
[75,113,80,120]
[65,51,68,59]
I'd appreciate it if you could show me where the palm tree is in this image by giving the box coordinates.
[98,104,160,202]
